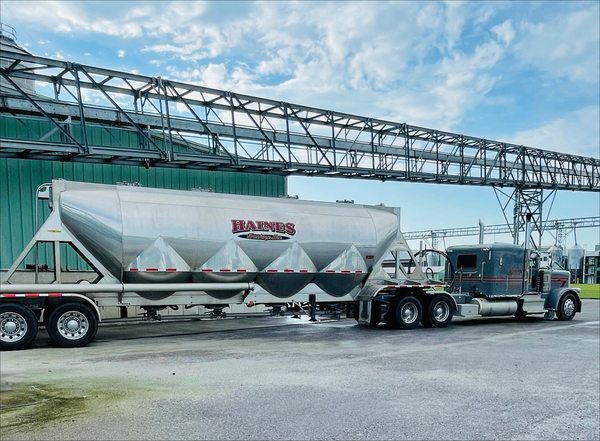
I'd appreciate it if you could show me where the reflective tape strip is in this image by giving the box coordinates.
[267,269,278,273]
[201,269,213,272]
[341,270,351,273]
[355,271,363,274]
[284,269,294,273]
[237,269,247,273]
[299,270,308,273]
[130,268,179,272]
[219,269,231,272]
[325,270,336,273]
[386,284,446,289]
[1,293,63,298]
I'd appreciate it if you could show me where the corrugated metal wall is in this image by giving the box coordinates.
[1,113,286,270]
[0,158,286,270]
[0,162,285,270]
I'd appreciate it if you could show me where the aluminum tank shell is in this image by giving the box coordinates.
[58,183,399,299]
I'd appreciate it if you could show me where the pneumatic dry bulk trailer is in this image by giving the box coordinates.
[57,182,399,298]
[0,180,581,351]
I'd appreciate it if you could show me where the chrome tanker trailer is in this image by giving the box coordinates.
[0,180,581,350]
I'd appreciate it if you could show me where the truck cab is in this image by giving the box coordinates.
[443,243,580,320]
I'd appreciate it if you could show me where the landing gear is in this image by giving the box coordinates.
[206,305,228,319]
[0,303,38,350]
[421,295,453,328]
[46,302,98,348]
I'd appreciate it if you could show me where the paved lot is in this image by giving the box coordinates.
[1,300,599,440]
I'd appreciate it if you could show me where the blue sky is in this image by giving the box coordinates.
[2,1,599,250]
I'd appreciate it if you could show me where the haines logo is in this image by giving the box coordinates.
[231,220,296,241]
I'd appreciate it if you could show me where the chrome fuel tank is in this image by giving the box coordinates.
[57,181,399,299]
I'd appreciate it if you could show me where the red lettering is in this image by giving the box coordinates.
[233,219,296,235]
[274,222,285,233]
[231,219,246,233]
[285,222,296,235]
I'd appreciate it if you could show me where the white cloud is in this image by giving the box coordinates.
[505,106,600,157]
[512,4,599,82]
[4,1,597,140]
[492,20,515,46]
[118,49,125,58]
[54,52,64,59]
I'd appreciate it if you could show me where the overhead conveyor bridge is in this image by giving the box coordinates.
[1,49,599,192]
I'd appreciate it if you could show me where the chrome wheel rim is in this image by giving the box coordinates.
[433,301,450,322]
[563,298,575,317]
[400,302,418,324]
[0,312,27,343]
[56,311,89,340]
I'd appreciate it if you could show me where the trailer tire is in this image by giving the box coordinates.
[389,296,422,330]
[421,295,453,328]
[0,303,38,350]
[47,302,98,348]
[556,293,577,321]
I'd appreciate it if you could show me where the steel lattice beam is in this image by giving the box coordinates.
[1,48,599,190]
[404,216,600,240]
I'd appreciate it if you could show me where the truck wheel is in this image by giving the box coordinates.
[47,303,98,348]
[390,296,422,330]
[421,295,453,328]
[556,293,577,321]
[0,303,38,350]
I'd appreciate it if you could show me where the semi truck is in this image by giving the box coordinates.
[0,180,581,350]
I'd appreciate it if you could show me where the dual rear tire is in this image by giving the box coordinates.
[387,295,453,329]
[0,302,98,350]
[0,303,38,350]
[46,303,98,348]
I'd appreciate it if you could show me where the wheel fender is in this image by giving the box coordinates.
[544,288,581,313]
[424,291,458,311]
[1,293,101,322]
[55,294,102,322]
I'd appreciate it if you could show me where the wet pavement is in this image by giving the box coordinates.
[1,300,599,440]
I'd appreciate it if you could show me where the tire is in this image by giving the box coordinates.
[47,302,98,348]
[421,295,453,328]
[369,300,382,326]
[0,303,38,350]
[556,293,577,321]
[389,296,422,330]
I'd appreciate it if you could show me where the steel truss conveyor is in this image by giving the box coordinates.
[405,216,600,241]
[1,48,599,191]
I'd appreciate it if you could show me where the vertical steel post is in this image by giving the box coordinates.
[309,294,317,322]
[229,92,239,165]
[161,79,174,161]
[74,64,90,153]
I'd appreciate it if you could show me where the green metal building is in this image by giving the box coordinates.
[0,114,286,270]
